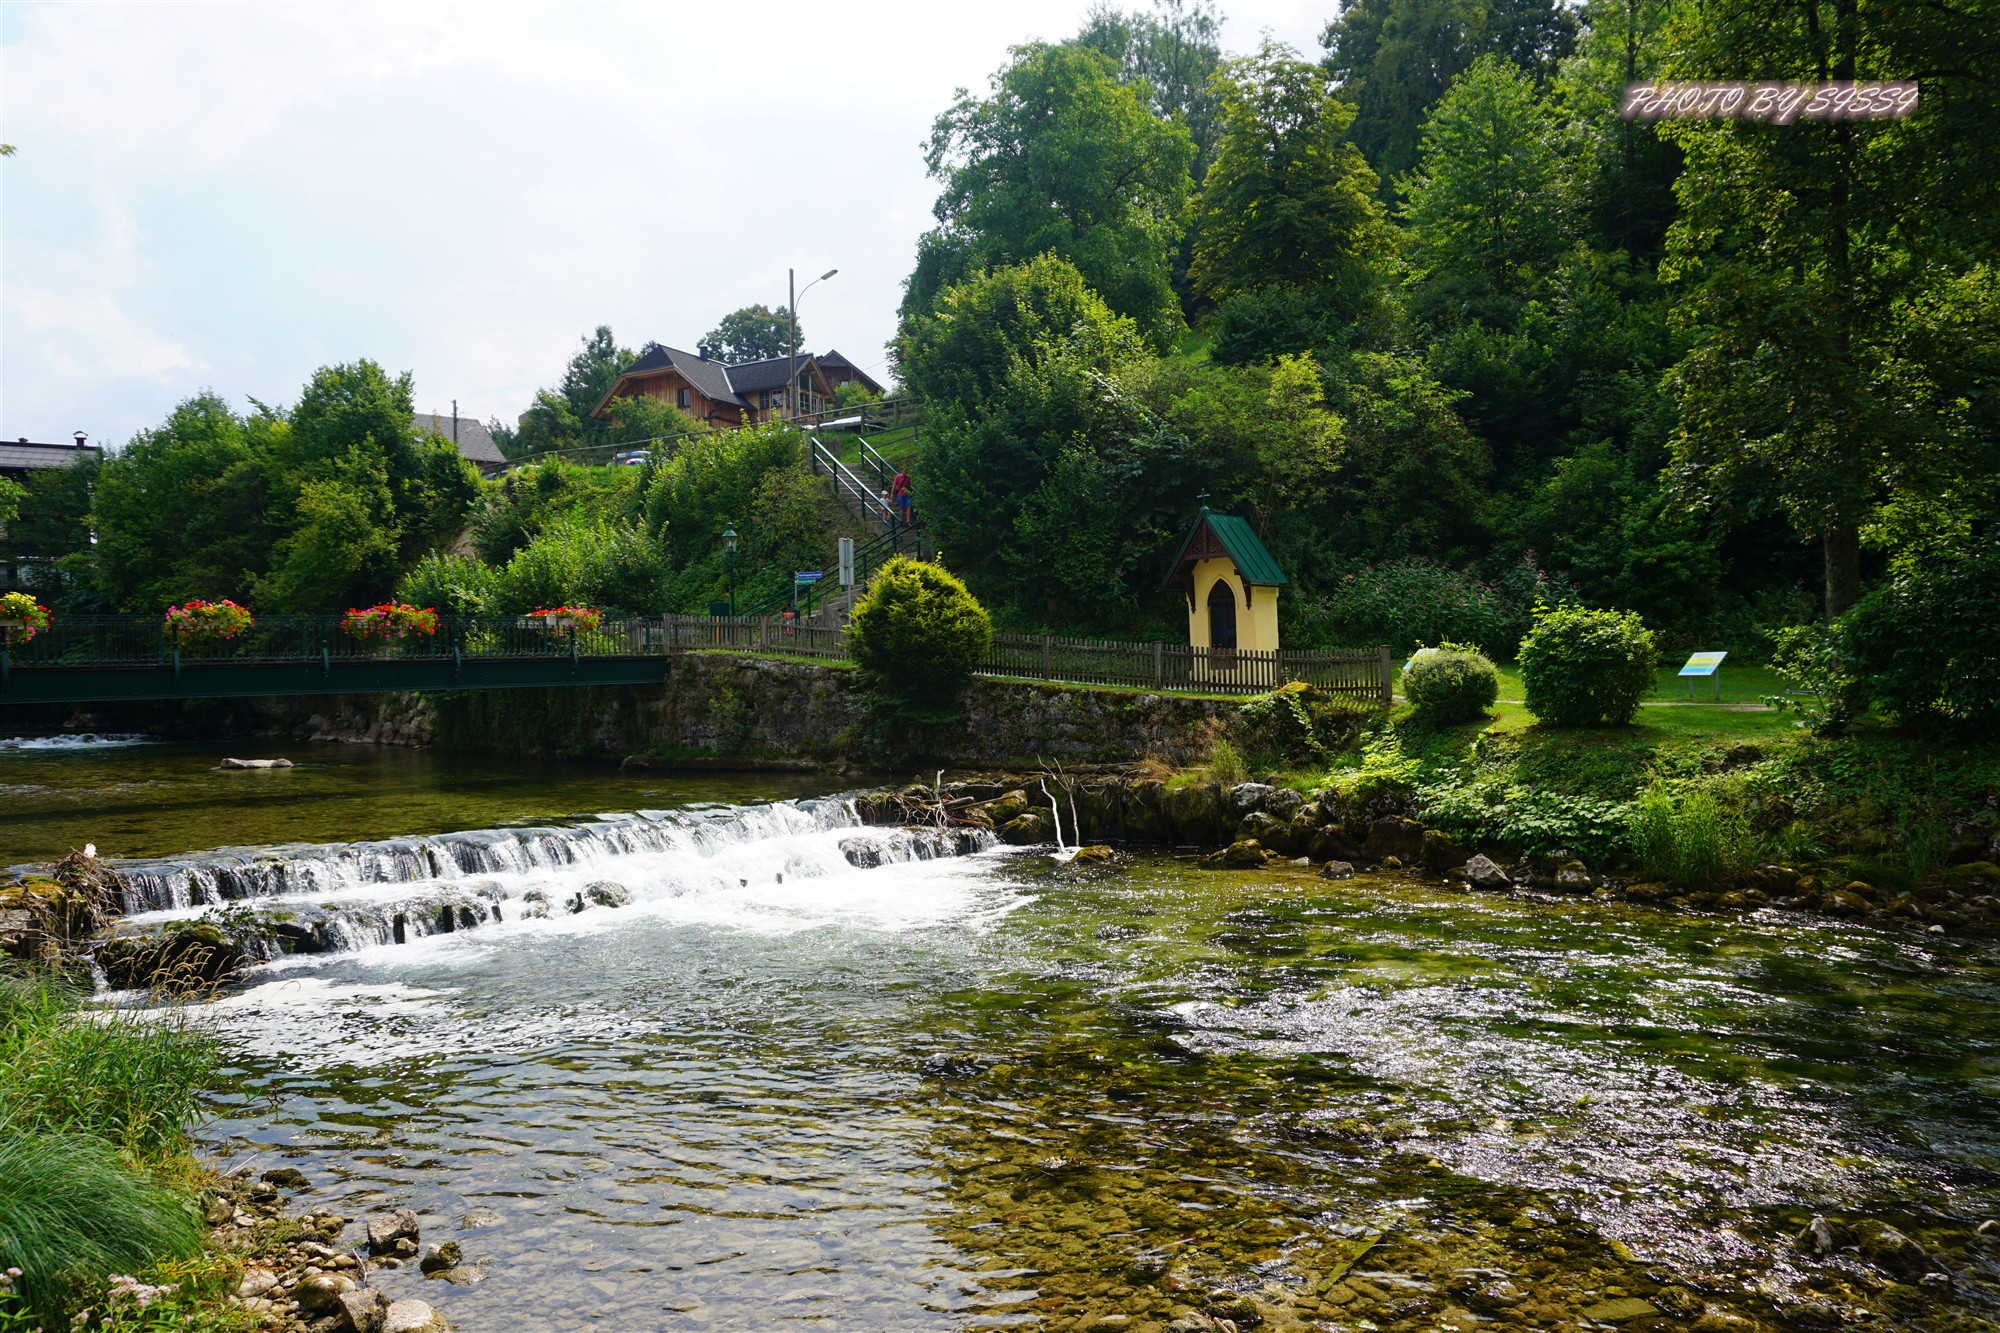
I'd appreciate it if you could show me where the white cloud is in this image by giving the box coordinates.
[1,0,1332,443]
[7,285,194,380]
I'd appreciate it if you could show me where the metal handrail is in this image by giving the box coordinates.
[810,438,895,532]
[502,397,927,471]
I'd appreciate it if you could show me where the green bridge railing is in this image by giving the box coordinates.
[1,615,667,670]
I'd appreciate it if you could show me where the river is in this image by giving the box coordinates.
[4,736,1998,1332]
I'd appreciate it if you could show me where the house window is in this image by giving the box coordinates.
[759,391,770,409]
[677,388,690,409]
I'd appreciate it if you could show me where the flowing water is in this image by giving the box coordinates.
[5,738,1999,1332]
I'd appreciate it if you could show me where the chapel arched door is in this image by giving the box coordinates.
[1207,578,1238,669]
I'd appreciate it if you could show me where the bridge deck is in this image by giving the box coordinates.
[0,615,673,705]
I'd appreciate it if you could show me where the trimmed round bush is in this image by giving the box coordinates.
[1517,605,1656,726]
[1402,646,1500,724]
[847,557,992,700]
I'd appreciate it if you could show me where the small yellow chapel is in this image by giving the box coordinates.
[1163,503,1288,659]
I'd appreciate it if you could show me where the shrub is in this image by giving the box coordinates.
[1291,554,1579,658]
[846,557,992,702]
[494,517,671,616]
[1206,738,1249,785]
[1834,545,2000,736]
[1402,644,1500,724]
[1517,604,1656,726]
[396,552,499,618]
[1239,684,1323,766]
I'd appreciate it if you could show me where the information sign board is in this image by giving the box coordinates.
[1678,650,1727,700]
[795,571,823,583]
[838,538,855,587]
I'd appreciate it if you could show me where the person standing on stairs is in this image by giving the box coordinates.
[890,469,914,529]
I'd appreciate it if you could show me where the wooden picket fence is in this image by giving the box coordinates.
[663,615,1392,702]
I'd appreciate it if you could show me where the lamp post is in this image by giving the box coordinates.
[723,525,739,617]
[788,267,838,418]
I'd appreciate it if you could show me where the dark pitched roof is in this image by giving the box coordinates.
[817,349,884,395]
[590,345,746,419]
[722,354,813,393]
[1163,507,1289,589]
[413,412,505,466]
[0,440,102,472]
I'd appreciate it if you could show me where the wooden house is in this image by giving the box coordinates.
[589,345,840,428]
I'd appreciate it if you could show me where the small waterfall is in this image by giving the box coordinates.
[94,798,995,974]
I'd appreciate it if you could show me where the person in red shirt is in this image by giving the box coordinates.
[890,470,914,526]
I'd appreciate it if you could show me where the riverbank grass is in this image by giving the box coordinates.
[0,970,235,1328]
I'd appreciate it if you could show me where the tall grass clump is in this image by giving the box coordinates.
[0,974,216,1158]
[1630,785,1755,887]
[0,1131,206,1322]
[0,969,219,1324]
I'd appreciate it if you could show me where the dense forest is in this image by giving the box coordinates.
[7,0,1994,684]
[896,0,1999,664]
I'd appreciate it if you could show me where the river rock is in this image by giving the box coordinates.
[1580,1298,1659,1322]
[1420,828,1469,870]
[987,790,1031,826]
[839,836,887,867]
[418,1241,462,1274]
[96,923,247,991]
[1318,860,1354,880]
[381,1299,449,1333]
[1854,1220,1932,1277]
[1122,780,1171,841]
[1227,783,1277,819]
[1308,826,1365,862]
[1555,864,1597,892]
[583,881,631,908]
[1363,816,1425,861]
[262,1166,310,1189]
[365,1208,420,1255]
[457,1211,503,1230]
[294,1271,357,1314]
[237,1270,279,1299]
[518,890,550,919]
[1465,854,1511,890]
[340,1287,392,1333]
[1236,811,1293,853]
[220,757,294,769]
[1000,811,1050,845]
[1222,839,1269,869]
[1166,782,1230,844]
[1069,844,1117,866]
[1824,889,1873,915]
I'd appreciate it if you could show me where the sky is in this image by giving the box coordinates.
[0,0,1334,449]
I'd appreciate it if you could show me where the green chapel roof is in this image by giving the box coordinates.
[1163,507,1288,589]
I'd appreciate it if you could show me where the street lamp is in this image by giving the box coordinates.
[723,525,739,617]
[788,267,838,418]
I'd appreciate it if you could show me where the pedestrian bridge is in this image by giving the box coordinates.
[0,615,682,706]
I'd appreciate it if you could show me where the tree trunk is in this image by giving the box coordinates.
[1824,522,1861,619]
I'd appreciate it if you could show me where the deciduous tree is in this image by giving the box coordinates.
[903,42,1194,347]
[700,305,795,363]
[1189,40,1388,310]
[1656,0,2000,617]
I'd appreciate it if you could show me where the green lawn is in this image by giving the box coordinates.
[1390,660,1803,743]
